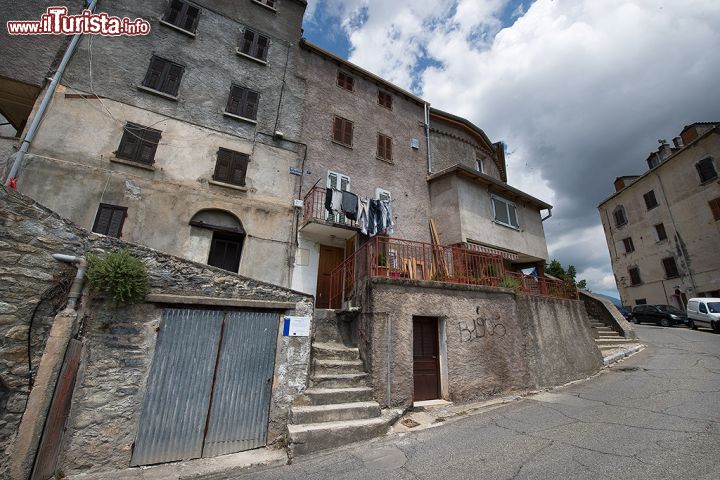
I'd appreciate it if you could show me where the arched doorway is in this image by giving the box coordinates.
[190,209,245,272]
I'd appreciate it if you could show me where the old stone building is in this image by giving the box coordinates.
[599,122,720,307]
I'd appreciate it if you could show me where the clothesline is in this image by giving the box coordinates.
[324,187,394,236]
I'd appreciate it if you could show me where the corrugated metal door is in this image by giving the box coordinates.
[203,311,279,457]
[130,309,223,466]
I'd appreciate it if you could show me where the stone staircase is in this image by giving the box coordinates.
[589,316,638,356]
[287,310,398,456]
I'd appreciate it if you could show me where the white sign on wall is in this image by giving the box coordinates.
[282,316,311,337]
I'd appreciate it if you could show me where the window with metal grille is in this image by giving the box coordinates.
[643,190,658,210]
[377,133,392,161]
[709,197,720,221]
[613,206,627,227]
[163,0,200,33]
[332,116,353,147]
[337,71,354,91]
[225,85,260,120]
[654,223,667,241]
[213,148,249,186]
[622,237,634,253]
[92,204,127,238]
[628,267,642,285]
[696,157,717,183]
[116,123,162,165]
[238,28,269,62]
[662,257,679,278]
[378,90,392,109]
[491,195,519,229]
[142,56,184,97]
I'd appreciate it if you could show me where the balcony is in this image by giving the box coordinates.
[301,186,358,241]
[329,237,577,308]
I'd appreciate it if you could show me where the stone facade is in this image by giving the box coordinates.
[598,123,720,306]
[1,187,313,477]
[356,278,603,409]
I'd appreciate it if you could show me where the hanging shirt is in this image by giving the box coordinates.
[358,197,369,235]
[342,191,359,220]
[380,199,394,235]
[369,199,383,236]
[324,188,333,213]
[331,189,343,214]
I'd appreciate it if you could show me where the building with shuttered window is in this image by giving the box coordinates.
[599,122,720,308]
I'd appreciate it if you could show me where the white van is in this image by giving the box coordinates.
[686,298,720,331]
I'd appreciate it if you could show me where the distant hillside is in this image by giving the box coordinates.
[592,292,622,306]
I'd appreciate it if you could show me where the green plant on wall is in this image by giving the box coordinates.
[377,251,387,267]
[86,249,150,306]
[499,275,522,293]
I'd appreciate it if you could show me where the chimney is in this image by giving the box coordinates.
[614,178,626,192]
[657,140,672,160]
[672,136,684,149]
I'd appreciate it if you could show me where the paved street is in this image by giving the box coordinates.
[219,324,720,480]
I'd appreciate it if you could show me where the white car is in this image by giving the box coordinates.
[686,298,720,332]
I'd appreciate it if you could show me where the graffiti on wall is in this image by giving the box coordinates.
[458,307,506,342]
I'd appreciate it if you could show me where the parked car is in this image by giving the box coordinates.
[686,298,720,331]
[631,304,687,327]
[615,305,633,320]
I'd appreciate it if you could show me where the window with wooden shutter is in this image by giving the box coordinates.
[142,56,185,96]
[654,223,667,241]
[337,71,354,91]
[613,206,627,227]
[239,28,269,61]
[696,157,717,183]
[622,237,634,253]
[377,133,392,161]
[116,123,162,165]
[628,267,642,285]
[709,197,720,221]
[378,90,392,109]
[643,190,658,210]
[225,85,260,120]
[213,148,249,186]
[163,0,200,33]
[92,204,127,238]
[332,116,353,147]
[662,257,680,278]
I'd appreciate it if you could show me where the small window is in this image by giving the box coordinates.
[213,148,249,186]
[492,195,519,229]
[332,116,353,147]
[613,206,627,227]
[643,190,658,210]
[378,90,392,109]
[635,298,647,305]
[225,85,260,120]
[239,28,269,62]
[376,188,391,201]
[163,0,200,33]
[654,223,667,241]
[476,156,484,174]
[116,122,162,165]
[377,133,392,161]
[662,257,679,278]
[337,71,354,91]
[92,203,127,238]
[709,197,720,221]
[696,157,717,183]
[622,237,635,253]
[142,56,184,97]
[628,267,642,285]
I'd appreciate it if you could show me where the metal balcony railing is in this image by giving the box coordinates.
[302,186,358,229]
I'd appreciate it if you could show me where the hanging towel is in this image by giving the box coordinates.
[342,191,358,220]
[331,189,343,214]
[324,187,333,213]
[380,199,394,235]
[358,197,369,235]
[369,199,383,236]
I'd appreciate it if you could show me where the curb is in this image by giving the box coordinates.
[603,344,645,366]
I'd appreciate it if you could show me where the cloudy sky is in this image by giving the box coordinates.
[302,0,720,297]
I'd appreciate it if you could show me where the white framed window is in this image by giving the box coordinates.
[327,170,350,223]
[491,194,519,229]
[476,155,484,174]
[375,188,391,201]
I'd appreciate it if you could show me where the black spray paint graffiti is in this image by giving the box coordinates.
[458,307,506,342]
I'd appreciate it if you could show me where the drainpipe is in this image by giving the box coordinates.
[424,103,432,173]
[52,254,87,311]
[5,0,99,187]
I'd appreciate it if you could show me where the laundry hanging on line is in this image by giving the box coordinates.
[324,188,394,237]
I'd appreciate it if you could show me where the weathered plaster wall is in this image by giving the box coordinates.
[360,279,602,409]
[599,129,720,306]
[581,291,637,339]
[1,188,313,477]
[430,126,502,180]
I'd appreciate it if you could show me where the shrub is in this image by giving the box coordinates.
[499,275,522,293]
[86,249,149,306]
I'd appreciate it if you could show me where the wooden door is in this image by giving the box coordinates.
[316,245,345,308]
[413,317,440,401]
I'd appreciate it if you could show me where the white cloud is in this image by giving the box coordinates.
[304,0,720,294]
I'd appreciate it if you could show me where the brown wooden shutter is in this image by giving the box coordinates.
[244,90,259,119]
[142,57,164,91]
[214,149,233,182]
[226,86,243,114]
[184,5,200,32]
[118,124,140,159]
[377,134,384,158]
[710,198,720,220]
[385,136,392,160]
[333,117,342,143]
[138,129,161,164]
[93,204,126,237]
[164,64,184,96]
[231,152,249,186]
[256,35,269,60]
[343,119,353,146]
[108,208,126,237]
[241,29,255,55]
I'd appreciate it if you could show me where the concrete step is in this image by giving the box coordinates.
[311,373,368,389]
[594,326,615,332]
[300,387,375,405]
[598,333,623,338]
[595,338,636,344]
[314,359,365,374]
[291,401,381,424]
[288,411,398,456]
[312,342,360,361]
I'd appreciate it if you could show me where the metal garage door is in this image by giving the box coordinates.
[130,309,279,466]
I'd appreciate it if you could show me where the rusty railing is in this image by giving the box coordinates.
[302,186,358,229]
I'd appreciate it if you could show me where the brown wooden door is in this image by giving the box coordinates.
[316,245,345,308]
[413,317,440,401]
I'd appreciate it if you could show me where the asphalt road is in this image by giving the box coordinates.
[227,324,720,480]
